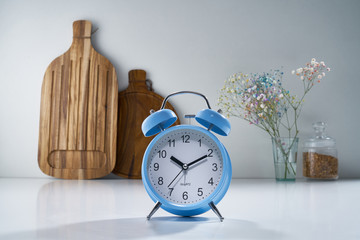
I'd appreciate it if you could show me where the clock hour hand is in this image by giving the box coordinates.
[187,155,208,168]
[170,156,185,168]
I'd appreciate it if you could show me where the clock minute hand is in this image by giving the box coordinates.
[187,155,208,168]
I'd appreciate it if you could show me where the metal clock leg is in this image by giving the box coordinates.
[147,202,162,220]
[209,201,224,222]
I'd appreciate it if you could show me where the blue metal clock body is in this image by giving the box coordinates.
[142,125,232,217]
[141,91,232,220]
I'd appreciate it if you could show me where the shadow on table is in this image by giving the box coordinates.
[1,180,286,239]
[2,217,286,240]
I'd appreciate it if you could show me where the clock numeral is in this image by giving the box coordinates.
[208,149,213,157]
[169,188,174,196]
[158,177,164,185]
[153,163,159,171]
[182,191,188,200]
[208,177,214,186]
[212,163,218,171]
[181,135,190,143]
[168,139,175,147]
[197,188,203,196]
[157,150,167,158]
[198,139,202,147]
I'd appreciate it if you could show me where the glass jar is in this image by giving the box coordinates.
[303,122,338,180]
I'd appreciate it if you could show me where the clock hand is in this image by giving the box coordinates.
[187,155,208,168]
[170,156,185,168]
[167,169,184,187]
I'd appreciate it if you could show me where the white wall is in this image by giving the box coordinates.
[0,0,359,178]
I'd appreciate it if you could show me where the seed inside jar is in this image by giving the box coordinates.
[303,152,338,179]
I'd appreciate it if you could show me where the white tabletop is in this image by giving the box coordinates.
[0,178,359,240]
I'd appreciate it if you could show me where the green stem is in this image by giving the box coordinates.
[274,138,297,179]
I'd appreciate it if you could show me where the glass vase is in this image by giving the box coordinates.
[272,137,299,181]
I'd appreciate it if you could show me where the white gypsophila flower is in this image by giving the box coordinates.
[300,76,304,80]
[296,68,303,73]
[318,75,322,79]
[291,70,295,75]
[322,72,325,77]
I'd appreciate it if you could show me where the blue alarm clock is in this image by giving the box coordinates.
[141,91,232,221]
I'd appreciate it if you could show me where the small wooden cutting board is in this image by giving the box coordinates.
[113,70,179,178]
[38,20,118,179]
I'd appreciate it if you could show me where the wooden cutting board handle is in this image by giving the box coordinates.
[72,20,92,38]
[127,69,149,92]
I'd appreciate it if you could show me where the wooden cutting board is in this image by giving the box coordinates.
[113,69,180,178]
[38,20,118,179]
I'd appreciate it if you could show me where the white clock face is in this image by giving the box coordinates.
[146,128,223,205]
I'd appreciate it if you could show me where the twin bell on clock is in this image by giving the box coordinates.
[141,91,232,221]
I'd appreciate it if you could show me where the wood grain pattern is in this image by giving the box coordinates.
[113,70,180,179]
[38,20,118,179]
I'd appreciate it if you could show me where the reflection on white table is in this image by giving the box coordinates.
[0,178,359,239]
